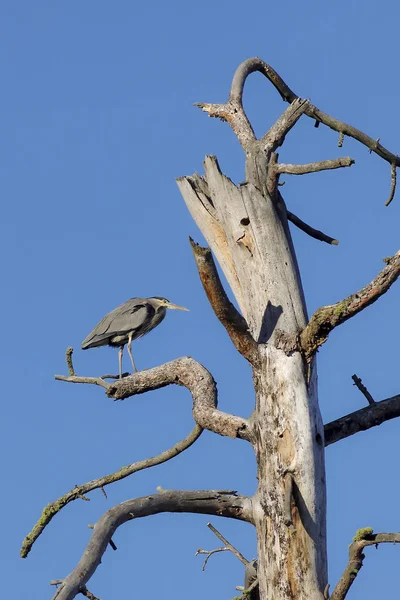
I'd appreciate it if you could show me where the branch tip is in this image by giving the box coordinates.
[385,160,397,206]
[351,374,375,405]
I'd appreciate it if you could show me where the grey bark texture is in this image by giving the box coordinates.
[179,157,327,599]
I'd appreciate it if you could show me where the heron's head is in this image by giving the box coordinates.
[149,297,189,312]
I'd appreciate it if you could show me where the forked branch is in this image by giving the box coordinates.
[330,528,400,600]
[300,250,400,360]
[51,490,253,600]
[231,58,400,167]
[21,424,203,558]
[189,239,258,364]
[196,522,249,570]
[197,57,399,203]
[324,392,400,446]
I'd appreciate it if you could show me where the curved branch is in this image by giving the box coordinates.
[300,250,400,360]
[229,57,296,104]
[330,528,400,600]
[189,239,258,364]
[230,58,400,167]
[106,357,252,441]
[324,393,400,446]
[197,57,400,205]
[20,424,202,558]
[51,490,253,600]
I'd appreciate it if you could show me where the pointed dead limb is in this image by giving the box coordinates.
[207,522,249,565]
[189,239,258,364]
[55,374,110,389]
[351,374,375,405]
[276,157,354,175]
[324,392,400,446]
[330,529,400,600]
[286,211,339,245]
[385,160,397,206]
[300,250,400,360]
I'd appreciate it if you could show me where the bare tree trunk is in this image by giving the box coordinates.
[178,154,327,600]
[26,57,400,600]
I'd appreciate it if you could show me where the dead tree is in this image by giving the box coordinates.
[21,58,400,600]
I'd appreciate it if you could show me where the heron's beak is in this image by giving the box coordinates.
[166,302,189,311]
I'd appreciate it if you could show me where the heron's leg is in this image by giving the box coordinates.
[118,347,124,379]
[127,333,137,373]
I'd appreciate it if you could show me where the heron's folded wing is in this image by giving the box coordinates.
[81,299,153,348]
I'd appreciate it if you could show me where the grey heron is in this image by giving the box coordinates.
[81,297,189,377]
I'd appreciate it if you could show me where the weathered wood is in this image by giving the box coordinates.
[51,490,252,600]
[178,156,327,600]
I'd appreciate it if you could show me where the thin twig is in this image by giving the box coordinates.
[351,374,375,405]
[21,423,203,557]
[276,157,354,175]
[287,210,339,245]
[55,374,110,390]
[195,546,230,570]
[338,132,344,148]
[108,539,117,551]
[385,160,397,206]
[207,522,249,565]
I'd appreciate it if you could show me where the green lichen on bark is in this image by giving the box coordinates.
[353,527,373,542]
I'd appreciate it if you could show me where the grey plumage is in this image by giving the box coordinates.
[82,296,188,377]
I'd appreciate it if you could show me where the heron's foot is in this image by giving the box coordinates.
[100,372,130,380]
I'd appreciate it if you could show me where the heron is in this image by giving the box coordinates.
[81,297,189,378]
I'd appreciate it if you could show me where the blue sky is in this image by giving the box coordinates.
[1,1,399,598]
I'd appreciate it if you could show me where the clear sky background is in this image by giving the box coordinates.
[2,2,399,599]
